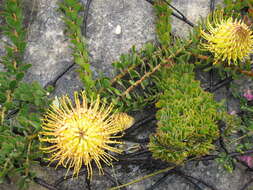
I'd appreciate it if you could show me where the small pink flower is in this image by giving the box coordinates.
[239,155,253,168]
[229,110,236,115]
[243,89,253,101]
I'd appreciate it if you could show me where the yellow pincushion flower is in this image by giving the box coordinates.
[112,112,135,130]
[40,91,133,179]
[201,10,253,65]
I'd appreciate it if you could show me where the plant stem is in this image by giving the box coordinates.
[108,165,178,190]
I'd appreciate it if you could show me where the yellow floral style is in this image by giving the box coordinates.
[201,10,253,65]
[112,112,135,130]
[40,91,133,179]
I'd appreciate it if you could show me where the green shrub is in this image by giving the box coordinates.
[149,63,232,163]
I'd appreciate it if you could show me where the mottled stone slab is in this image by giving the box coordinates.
[85,0,156,76]
[53,65,84,98]
[171,0,223,38]
[23,0,73,87]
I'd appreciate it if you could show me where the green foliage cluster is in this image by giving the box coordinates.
[233,94,253,152]
[95,38,193,112]
[95,44,160,111]
[0,0,50,188]
[59,0,93,94]
[154,0,172,47]
[223,0,252,15]
[149,63,231,163]
[145,0,242,167]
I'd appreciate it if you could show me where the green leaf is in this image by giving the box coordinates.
[9,80,18,90]
[18,64,32,72]
[0,92,7,103]
[100,78,111,88]
[16,72,24,81]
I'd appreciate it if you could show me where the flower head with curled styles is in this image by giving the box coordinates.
[39,91,133,179]
[201,10,253,65]
[112,112,135,130]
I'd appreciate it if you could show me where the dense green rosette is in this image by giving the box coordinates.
[149,63,232,163]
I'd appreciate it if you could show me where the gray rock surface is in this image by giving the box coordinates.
[51,158,250,190]
[85,0,156,77]
[52,65,83,98]
[171,0,223,38]
[23,0,73,87]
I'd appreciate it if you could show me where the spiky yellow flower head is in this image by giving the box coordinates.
[112,112,135,130]
[40,91,133,179]
[201,10,253,65]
